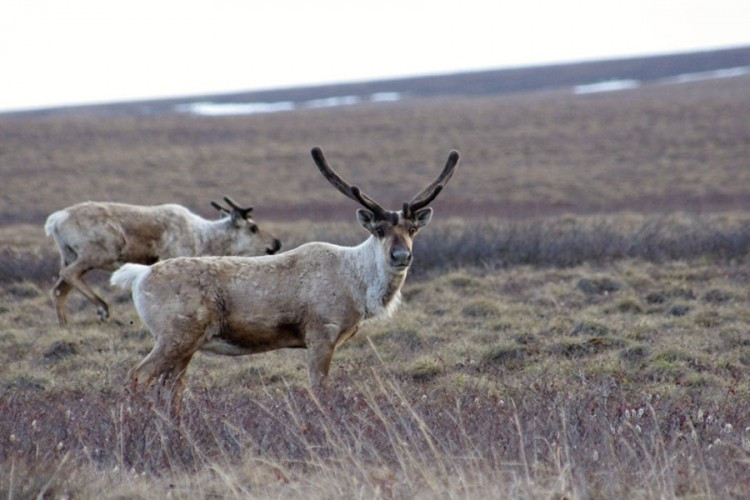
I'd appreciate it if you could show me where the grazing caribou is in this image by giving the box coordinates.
[110,147,459,410]
[46,197,281,325]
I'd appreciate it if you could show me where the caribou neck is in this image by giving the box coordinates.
[196,217,233,254]
[346,235,406,320]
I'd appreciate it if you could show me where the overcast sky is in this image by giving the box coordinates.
[1,0,749,112]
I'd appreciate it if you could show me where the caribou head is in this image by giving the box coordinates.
[311,147,459,272]
[211,196,282,255]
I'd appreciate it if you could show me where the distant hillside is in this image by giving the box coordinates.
[4,45,750,118]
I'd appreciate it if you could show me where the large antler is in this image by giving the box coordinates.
[311,147,397,223]
[403,150,460,217]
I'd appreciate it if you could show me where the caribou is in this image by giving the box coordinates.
[110,147,459,410]
[46,197,281,325]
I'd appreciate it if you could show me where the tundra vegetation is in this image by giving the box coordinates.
[1,73,750,498]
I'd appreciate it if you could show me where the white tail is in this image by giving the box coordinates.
[110,263,151,291]
[44,210,68,238]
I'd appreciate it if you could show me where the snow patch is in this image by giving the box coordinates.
[175,90,405,116]
[574,79,641,95]
[574,66,750,96]
[658,66,750,85]
[175,101,295,116]
[302,95,361,109]
[370,92,402,102]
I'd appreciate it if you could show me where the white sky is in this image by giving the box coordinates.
[1,0,749,112]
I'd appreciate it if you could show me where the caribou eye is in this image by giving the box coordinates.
[249,224,258,234]
[375,227,385,238]
[408,227,418,236]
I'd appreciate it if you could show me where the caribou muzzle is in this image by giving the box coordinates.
[390,247,412,268]
[266,238,282,255]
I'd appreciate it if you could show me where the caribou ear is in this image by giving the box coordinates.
[230,211,245,228]
[356,209,377,230]
[412,207,433,228]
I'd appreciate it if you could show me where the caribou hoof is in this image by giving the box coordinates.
[97,307,110,322]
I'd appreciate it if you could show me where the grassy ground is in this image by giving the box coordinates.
[2,253,750,498]
[1,75,750,498]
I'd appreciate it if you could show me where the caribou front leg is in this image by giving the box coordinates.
[305,324,340,390]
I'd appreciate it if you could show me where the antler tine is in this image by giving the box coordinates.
[311,147,388,216]
[409,150,459,204]
[311,147,358,201]
[350,186,396,222]
[408,185,444,213]
[210,200,229,213]
[223,196,253,217]
[406,150,459,214]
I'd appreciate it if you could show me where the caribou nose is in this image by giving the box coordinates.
[390,247,412,267]
[266,239,282,255]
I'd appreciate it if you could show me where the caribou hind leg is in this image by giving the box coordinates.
[50,277,74,326]
[129,320,209,416]
[129,345,194,417]
[50,243,81,326]
[58,261,110,322]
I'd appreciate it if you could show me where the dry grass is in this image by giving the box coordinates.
[2,75,750,498]
[2,253,750,498]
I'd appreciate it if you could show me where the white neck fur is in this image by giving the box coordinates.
[345,236,404,320]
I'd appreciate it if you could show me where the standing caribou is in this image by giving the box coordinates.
[110,147,459,410]
[46,197,281,325]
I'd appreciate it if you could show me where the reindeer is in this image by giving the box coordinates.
[110,147,459,410]
[46,197,281,325]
